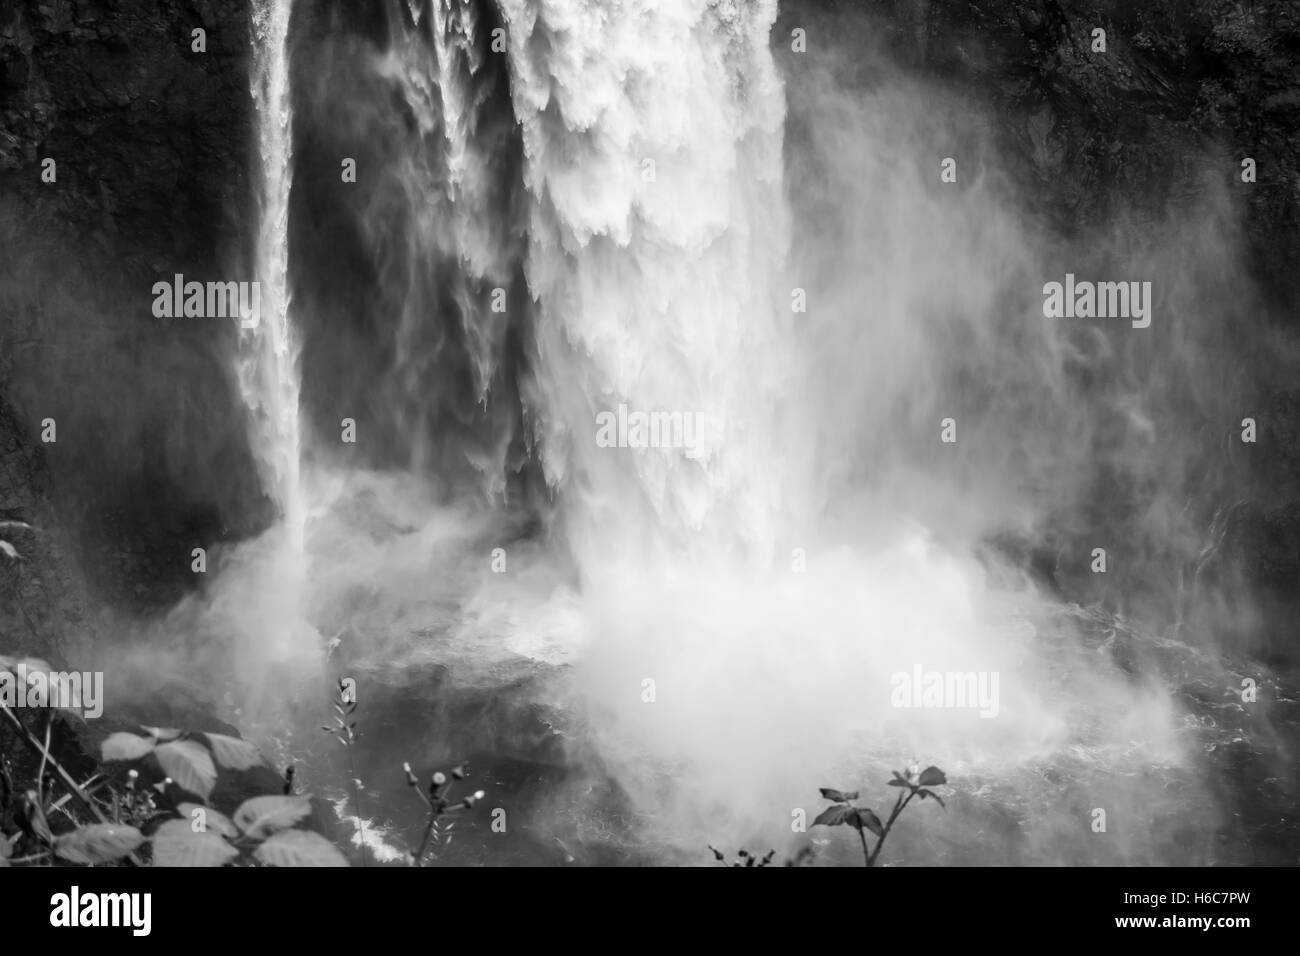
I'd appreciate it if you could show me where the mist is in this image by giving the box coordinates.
[2,0,1295,869]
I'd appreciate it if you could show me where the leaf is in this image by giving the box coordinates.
[154,739,217,801]
[253,829,349,867]
[0,541,22,561]
[854,808,885,837]
[175,803,240,839]
[819,788,859,803]
[233,795,312,839]
[812,805,857,827]
[918,766,947,787]
[53,824,144,864]
[141,726,183,741]
[100,732,156,762]
[918,789,947,809]
[205,733,264,771]
[149,819,239,867]
[21,791,52,843]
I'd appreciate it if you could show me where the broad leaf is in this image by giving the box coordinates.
[150,819,239,867]
[819,788,859,803]
[6,656,51,675]
[53,824,144,864]
[100,732,156,762]
[917,766,947,787]
[812,804,857,827]
[205,733,264,771]
[254,829,348,867]
[233,795,312,839]
[854,808,885,837]
[155,739,217,801]
[175,802,240,839]
[141,726,183,741]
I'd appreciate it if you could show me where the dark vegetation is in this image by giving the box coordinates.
[1,649,484,866]
[708,765,950,867]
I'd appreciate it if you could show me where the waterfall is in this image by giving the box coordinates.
[243,0,304,555]
[348,0,528,496]
[229,0,315,673]
[498,0,792,562]
[205,0,1225,859]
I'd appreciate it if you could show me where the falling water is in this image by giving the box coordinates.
[499,0,792,559]
[176,0,1286,863]
[228,0,314,676]
[244,0,304,556]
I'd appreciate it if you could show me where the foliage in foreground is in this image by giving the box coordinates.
[321,674,484,867]
[708,764,949,868]
[0,680,348,866]
[814,764,948,866]
[0,656,485,867]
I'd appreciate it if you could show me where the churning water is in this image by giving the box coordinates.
[151,0,1296,866]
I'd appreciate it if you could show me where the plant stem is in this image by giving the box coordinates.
[867,789,917,867]
[8,852,52,864]
[0,702,105,824]
[35,711,51,805]
[0,700,143,866]
[413,808,439,866]
[413,782,454,866]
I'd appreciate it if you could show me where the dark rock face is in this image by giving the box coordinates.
[0,399,91,666]
[1,0,251,269]
[0,0,264,649]
[0,0,1297,664]
[790,0,1300,314]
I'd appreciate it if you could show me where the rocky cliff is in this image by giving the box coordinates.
[1,0,1298,668]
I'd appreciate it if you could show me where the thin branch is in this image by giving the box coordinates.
[36,711,52,806]
[0,700,142,866]
[868,789,917,867]
[414,782,454,866]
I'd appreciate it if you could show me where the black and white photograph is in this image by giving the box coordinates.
[0,0,1296,916]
